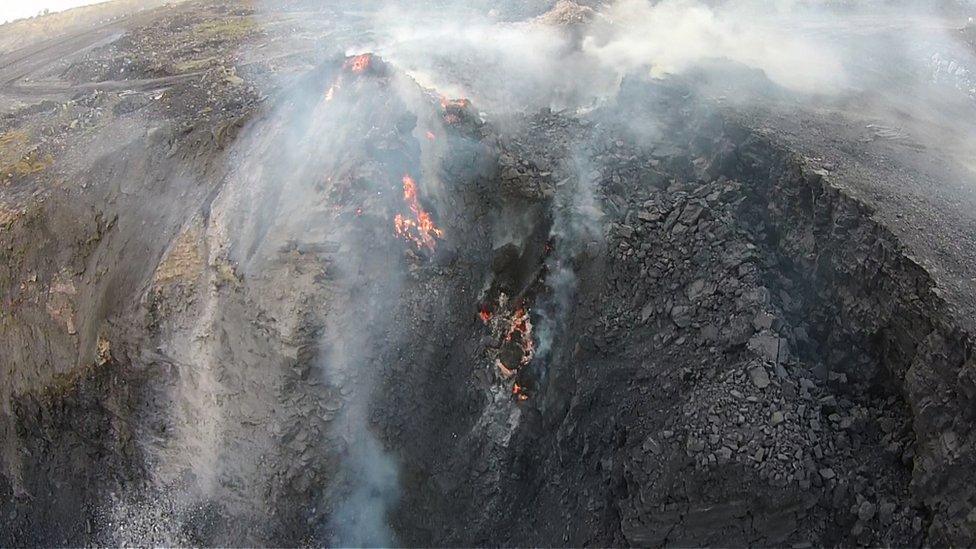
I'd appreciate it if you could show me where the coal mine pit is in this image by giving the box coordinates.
[3,1,976,547]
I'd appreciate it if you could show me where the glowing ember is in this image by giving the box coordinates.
[481,295,535,400]
[505,307,535,367]
[426,131,437,141]
[393,175,444,251]
[512,383,529,401]
[325,53,372,102]
[440,96,470,125]
[493,304,536,400]
[440,97,471,110]
[479,305,493,324]
[343,53,372,73]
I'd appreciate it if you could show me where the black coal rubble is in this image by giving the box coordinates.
[436,103,924,544]
[497,152,555,200]
[584,127,922,546]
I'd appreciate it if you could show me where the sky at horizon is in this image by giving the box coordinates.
[0,0,109,24]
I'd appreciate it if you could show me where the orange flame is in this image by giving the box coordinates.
[426,131,437,141]
[440,97,471,110]
[512,383,529,401]
[325,54,374,102]
[343,53,372,74]
[439,96,470,126]
[393,175,444,251]
[506,307,528,341]
[479,305,493,324]
[482,296,535,398]
[505,307,535,367]
[508,307,535,366]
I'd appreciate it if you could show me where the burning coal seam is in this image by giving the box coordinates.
[314,52,452,547]
[393,174,444,251]
[325,54,374,102]
[473,150,603,406]
[481,294,536,400]
[315,50,474,545]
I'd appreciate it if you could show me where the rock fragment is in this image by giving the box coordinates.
[749,365,771,389]
[857,501,877,522]
[671,305,692,328]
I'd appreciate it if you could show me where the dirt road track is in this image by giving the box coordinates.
[0,7,194,101]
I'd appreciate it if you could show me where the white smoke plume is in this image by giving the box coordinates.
[326,432,399,547]
[533,153,604,372]
[583,0,849,94]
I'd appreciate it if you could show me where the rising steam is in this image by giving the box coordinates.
[327,432,399,547]
[584,0,849,94]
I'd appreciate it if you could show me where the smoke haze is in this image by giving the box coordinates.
[125,0,976,543]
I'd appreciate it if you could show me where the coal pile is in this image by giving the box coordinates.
[2,4,976,548]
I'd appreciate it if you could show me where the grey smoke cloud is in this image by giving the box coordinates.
[583,0,850,94]
[327,431,399,547]
[345,0,976,145]
[340,0,855,116]
[532,152,603,384]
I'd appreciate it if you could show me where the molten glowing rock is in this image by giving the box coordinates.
[481,295,536,400]
[393,175,444,251]
[440,96,471,125]
[440,97,471,110]
[505,307,535,367]
[512,383,529,401]
[343,53,373,74]
[479,305,493,324]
